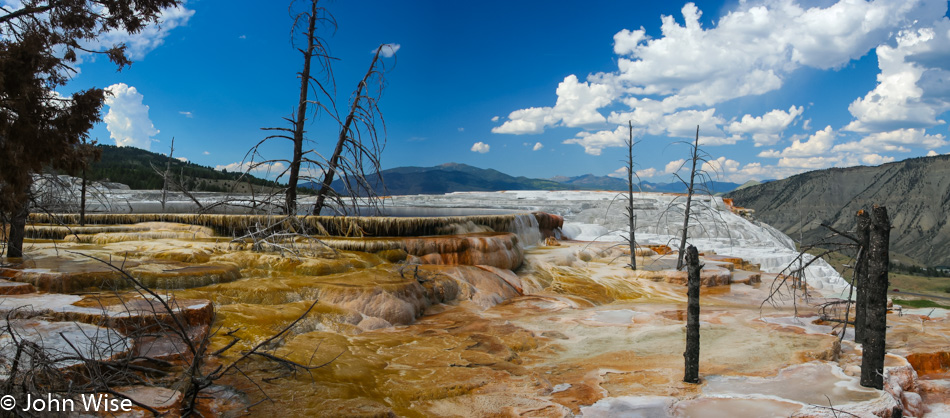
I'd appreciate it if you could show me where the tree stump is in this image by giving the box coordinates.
[860,206,889,389]
[684,245,701,383]
[854,209,870,344]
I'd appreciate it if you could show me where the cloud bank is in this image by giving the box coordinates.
[491,0,950,181]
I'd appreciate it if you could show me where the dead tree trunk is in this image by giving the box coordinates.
[6,198,28,258]
[854,209,871,344]
[80,165,87,226]
[684,244,701,383]
[161,137,175,213]
[286,0,320,216]
[626,121,637,270]
[676,126,700,270]
[860,206,889,389]
[312,47,384,215]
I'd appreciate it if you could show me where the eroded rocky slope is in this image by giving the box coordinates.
[727,155,950,266]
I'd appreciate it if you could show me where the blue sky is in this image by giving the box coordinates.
[56,0,950,184]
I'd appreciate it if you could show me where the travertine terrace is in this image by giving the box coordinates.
[1,191,948,417]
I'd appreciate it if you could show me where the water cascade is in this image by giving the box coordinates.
[28,212,556,242]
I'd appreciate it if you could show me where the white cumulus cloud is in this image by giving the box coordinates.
[845,20,950,133]
[563,125,634,156]
[493,75,614,134]
[665,159,686,174]
[861,154,895,165]
[776,155,842,170]
[727,106,805,146]
[532,142,543,151]
[216,161,288,177]
[702,156,741,175]
[636,167,658,178]
[832,128,947,153]
[609,0,943,109]
[373,43,401,58]
[471,142,490,153]
[103,83,159,150]
[759,126,836,158]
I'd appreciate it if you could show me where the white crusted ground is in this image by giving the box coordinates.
[386,190,848,297]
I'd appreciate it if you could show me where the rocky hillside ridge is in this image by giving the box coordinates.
[726,154,950,266]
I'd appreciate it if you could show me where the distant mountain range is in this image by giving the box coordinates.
[313,163,565,195]
[315,163,741,196]
[726,154,950,267]
[84,147,743,197]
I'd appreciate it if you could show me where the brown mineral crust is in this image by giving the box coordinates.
[906,351,950,376]
[645,244,672,255]
[919,380,950,411]
[634,266,732,287]
[731,270,762,285]
[405,233,524,270]
[320,232,524,270]
[0,278,35,295]
[0,293,214,334]
[4,260,241,292]
[133,324,210,364]
[11,268,124,293]
[533,211,564,239]
[113,386,184,417]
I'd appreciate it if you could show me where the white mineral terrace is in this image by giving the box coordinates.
[386,190,847,297]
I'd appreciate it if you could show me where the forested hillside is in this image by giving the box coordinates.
[88,145,280,191]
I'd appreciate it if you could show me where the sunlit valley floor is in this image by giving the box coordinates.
[1,191,949,417]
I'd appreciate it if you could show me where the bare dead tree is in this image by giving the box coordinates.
[675,126,701,269]
[246,0,390,217]
[1,308,164,416]
[80,169,88,225]
[860,206,889,389]
[77,139,102,226]
[672,125,717,270]
[147,137,210,213]
[172,166,206,211]
[249,0,337,216]
[761,227,856,318]
[624,121,639,270]
[230,215,337,259]
[761,206,891,390]
[853,210,870,344]
[311,45,389,216]
[683,245,701,383]
[161,137,175,213]
[284,0,335,216]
